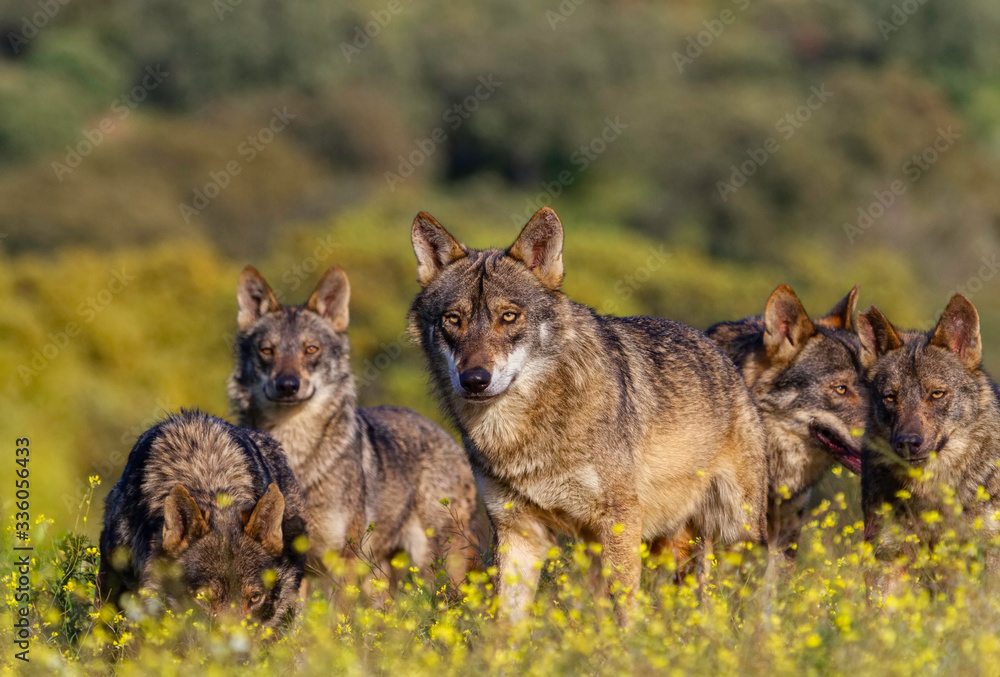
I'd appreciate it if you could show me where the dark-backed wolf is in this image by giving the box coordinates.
[706,284,868,561]
[407,206,769,621]
[857,295,1000,580]
[229,265,478,585]
[97,411,307,631]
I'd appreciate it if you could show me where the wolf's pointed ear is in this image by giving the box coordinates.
[245,483,285,558]
[816,285,860,332]
[237,266,280,331]
[411,212,467,287]
[306,266,350,332]
[763,284,816,363]
[508,207,564,291]
[930,294,982,369]
[857,306,904,369]
[162,485,209,556]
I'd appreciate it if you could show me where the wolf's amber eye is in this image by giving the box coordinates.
[249,592,263,605]
[500,311,519,324]
[833,385,848,396]
[931,390,946,399]
[443,313,461,327]
[259,346,274,356]
[304,345,319,355]
[883,394,896,403]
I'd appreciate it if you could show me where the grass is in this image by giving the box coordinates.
[5,472,1000,676]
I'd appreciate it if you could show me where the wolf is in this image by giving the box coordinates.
[97,410,307,631]
[705,284,868,561]
[229,265,478,586]
[857,294,1000,579]
[407,206,770,621]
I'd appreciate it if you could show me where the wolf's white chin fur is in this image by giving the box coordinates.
[445,344,530,399]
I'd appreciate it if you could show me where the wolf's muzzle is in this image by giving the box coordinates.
[459,367,492,394]
[892,432,927,462]
[274,374,301,398]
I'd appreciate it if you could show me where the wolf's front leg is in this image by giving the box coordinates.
[596,508,642,627]
[492,515,553,622]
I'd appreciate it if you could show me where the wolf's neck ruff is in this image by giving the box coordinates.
[446,302,610,467]
[246,374,362,493]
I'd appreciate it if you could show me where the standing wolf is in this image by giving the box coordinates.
[229,265,477,585]
[857,295,1000,579]
[407,207,769,620]
[97,411,307,631]
[706,284,868,561]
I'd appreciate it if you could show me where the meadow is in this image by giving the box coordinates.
[6,475,1000,675]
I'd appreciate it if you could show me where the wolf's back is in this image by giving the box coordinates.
[358,405,477,515]
[601,312,759,415]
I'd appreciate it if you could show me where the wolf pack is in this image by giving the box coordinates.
[96,207,1000,633]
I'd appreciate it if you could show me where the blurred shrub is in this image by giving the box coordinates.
[1,0,999,270]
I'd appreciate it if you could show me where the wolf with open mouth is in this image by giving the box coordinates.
[707,284,868,562]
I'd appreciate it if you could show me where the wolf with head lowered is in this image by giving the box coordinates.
[97,411,307,632]
[407,207,770,620]
[707,284,868,562]
[229,265,478,587]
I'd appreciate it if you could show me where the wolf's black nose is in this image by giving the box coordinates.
[274,374,300,397]
[459,368,492,394]
[893,433,924,458]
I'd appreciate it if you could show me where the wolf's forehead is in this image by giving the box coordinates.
[254,308,336,340]
[914,344,971,381]
[876,342,957,384]
[433,250,538,306]
[795,335,856,374]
